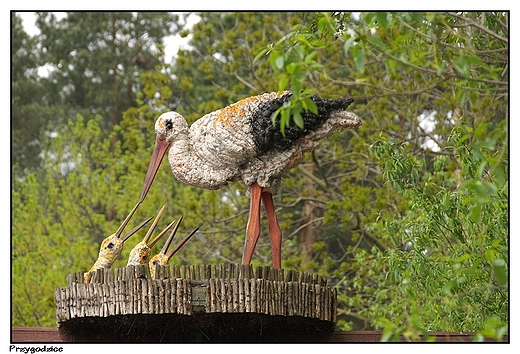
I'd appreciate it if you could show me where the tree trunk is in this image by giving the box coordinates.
[299,165,315,262]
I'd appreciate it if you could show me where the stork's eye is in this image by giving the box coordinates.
[107,242,115,249]
[165,120,173,130]
[152,260,158,266]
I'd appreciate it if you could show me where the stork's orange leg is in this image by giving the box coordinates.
[243,182,262,265]
[261,190,282,269]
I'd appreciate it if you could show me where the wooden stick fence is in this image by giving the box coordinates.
[55,264,337,325]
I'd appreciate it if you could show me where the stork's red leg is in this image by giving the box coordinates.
[242,182,262,265]
[261,190,282,269]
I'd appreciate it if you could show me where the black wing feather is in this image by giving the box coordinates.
[250,92,354,153]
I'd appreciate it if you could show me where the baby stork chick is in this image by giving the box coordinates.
[84,202,152,283]
[127,205,172,266]
[149,216,199,278]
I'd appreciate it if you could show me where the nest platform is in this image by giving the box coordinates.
[55,264,337,342]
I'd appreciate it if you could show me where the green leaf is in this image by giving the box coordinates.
[474,122,489,137]
[375,12,389,28]
[304,51,317,64]
[469,204,481,223]
[381,322,395,342]
[456,88,468,106]
[278,74,289,92]
[481,138,496,151]
[285,62,298,74]
[454,56,470,78]
[269,50,282,70]
[311,39,325,48]
[291,81,302,97]
[409,12,424,24]
[442,280,455,295]
[484,250,495,262]
[301,88,317,96]
[465,53,485,67]
[470,91,478,104]
[291,44,305,60]
[491,258,507,285]
[387,58,397,74]
[271,107,281,126]
[280,108,289,134]
[367,37,387,51]
[353,46,365,73]
[302,97,318,114]
[343,37,355,56]
[473,180,488,203]
[483,181,498,196]
[293,111,304,128]
[275,54,285,70]
[491,163,506,187]
[399,50,409,64]
[437,60,448,75]
[410,313,422,328]
[392,34,409,47]
[253,48,269,65]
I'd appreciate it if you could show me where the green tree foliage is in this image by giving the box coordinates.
[11,12,178,325]
[12,12,178,174]
[170,12,305,115]
[35,12,178,128]
[12,116,120,326]
[12,12,507,340]
[365,123,507,341]
[257,12,508,339]
[12,13,52,174]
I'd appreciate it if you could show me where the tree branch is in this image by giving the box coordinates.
[446,12,508,44]
[297,165,328,189]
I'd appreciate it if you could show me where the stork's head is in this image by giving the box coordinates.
[155,112,188,142]
[149,253,170,278]
[127,205,166,266]
[127,240,152,266]
[96,234,126,265]
[84,202,151,282]
[127,217,178,266]
[140,112,188,203]
[149,220,200,279]
[148,216,183,278]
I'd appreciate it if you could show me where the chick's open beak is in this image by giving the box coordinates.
[148,218,177,249]
[141,205,166,243]
[120,216,153,242]
[165,226,200,262]
[113,202,139,238]
[159,216,183,255]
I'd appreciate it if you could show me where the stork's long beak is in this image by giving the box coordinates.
[120,216,154,242]
[114,202,141,239]
[142,205,166,243]
[140,136,171,203]
[160,216,183,255]
[165,226,199,261]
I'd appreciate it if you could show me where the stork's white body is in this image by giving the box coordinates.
[159,92,361,191]
[140,91,362,268]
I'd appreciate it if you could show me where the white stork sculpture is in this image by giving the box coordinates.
[139,91,362,268]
